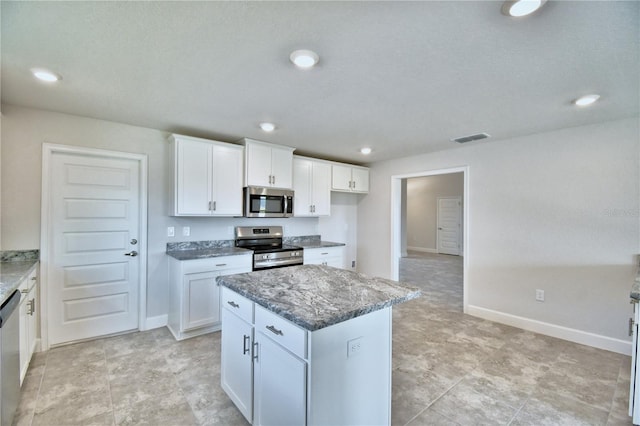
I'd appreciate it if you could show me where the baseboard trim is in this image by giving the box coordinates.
[407,246,438,254]
[144,314,168,331]
[467,305,631,355]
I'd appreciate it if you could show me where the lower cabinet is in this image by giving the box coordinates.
[303,246,345,269]
[630,300,640,422]
[220,286,392,425]
[168,254,251,340]
[253,332,306,426]
[19,267,38,385]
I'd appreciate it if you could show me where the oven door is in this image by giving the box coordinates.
[244,187,293,218]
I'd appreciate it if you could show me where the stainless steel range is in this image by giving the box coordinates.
[235,226,303,271]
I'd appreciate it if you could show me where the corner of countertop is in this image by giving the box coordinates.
[631,255,640,302]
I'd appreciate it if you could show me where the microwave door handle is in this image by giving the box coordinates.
[283,196,288,215]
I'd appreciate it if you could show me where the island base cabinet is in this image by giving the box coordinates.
[307,307,391,426]
[221,308,254,423]
[253,333,307,426]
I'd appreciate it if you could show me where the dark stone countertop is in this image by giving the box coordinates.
[166,247,252,261]
[0,257,39,305]
[217,264,420,331]
[631,259,640,302]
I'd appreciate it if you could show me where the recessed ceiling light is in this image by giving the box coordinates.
[31,68,61,82]
[501,0,547,17]
[574,94,600,107]
[360,147,372,155]
[290,50,319,69]
[259,122,276,132]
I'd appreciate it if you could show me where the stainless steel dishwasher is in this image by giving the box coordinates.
[0,290,21,426]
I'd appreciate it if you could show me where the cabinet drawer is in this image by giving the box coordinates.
[221,287,253,323]
[255,304,306,359]
[19,269,38,294]
[182,254,251,274]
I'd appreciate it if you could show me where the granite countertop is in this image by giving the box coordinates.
[283,235,345,249]
[0,251,39,305]
[167,247,252,261]
[217,264,420,331]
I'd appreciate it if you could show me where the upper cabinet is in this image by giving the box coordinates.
[170,134,244,216]
[240,138,295,189]
[331,163,369,193]
[293,156,331,217]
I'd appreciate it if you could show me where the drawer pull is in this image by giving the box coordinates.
[321,252,329,255]
[227,301,240,308]
[30,276,37,281]
[216,263,227,267]
[21,289,29,294]
[243,335,250,355]
[253,342,259,361]
[266,325,283,336]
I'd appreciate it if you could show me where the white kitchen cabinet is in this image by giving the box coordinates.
[19,267,38,385]
[240,138,295,189]
[303,246,345,269]
[220,286,391,425]
[253,330,306,426]
[168,254,251,340]
[170,134,244,216]
[293,156,331,217]
[331,163,369,193]
[221,305,254,423]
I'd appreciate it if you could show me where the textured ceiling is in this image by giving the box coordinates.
[1,1,638,164]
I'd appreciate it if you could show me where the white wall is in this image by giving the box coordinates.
[358,117,639,350]
[1,104,358,320]
[318,192,359,270]
[406,173,463,252]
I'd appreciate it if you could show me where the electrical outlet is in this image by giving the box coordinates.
[167,227,175,237]
[347,337,363,358]
[536,289,545,302]
[351,260,356,268]
[182,226,190,237]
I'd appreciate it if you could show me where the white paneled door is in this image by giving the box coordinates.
[437,197,462,256]
[46,149,143,346]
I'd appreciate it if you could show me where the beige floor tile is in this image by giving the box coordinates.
[407,407,461,425]
[512,389,610,426]
[113,391,198,426]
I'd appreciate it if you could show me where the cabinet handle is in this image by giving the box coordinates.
[30,276,37,281]
[243,335,250,355]
[253,342,259,361]
[630,318,635,337]
[266,325,283,336]
[28,299,35,316]
[321,252,329,255]
[272,175,276,185]
[309,205,313,213]
[213,201,217,211]
[227,301,240,308]
[21,289,29,294]
[216,263,227,267]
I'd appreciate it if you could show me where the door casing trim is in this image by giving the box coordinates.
[40,143,148,350]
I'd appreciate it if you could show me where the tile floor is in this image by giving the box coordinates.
[13,253,633,425]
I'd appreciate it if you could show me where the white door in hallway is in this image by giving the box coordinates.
[437,197,461,256]
[47,151,141,345]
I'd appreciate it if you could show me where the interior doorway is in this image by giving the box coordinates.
[390,167,469,312]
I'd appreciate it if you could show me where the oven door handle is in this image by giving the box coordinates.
[254,258,303,269]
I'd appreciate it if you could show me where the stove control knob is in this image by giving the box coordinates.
[262,254,269,260]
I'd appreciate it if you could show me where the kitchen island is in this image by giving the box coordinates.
[217,264,420,426]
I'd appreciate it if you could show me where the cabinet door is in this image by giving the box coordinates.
[245,143,273,187]
[253,333,306,426]
[311,162,331,216]
[293,158,313,217]
[212,145,243,216]
[182,271,220,331]
[351,167,369,193]
[221,308,254,423]
[176,139,213,215]
[331,164,352,192]
[270,146,293,189]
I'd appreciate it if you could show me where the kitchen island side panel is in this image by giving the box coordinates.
[307,307,392,426]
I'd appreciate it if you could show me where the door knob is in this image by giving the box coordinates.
[130,239,138,245]
[124,251,138,257]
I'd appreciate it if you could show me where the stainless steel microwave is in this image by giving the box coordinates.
[243,186,294,218]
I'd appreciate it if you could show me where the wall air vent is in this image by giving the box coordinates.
[451,133,491,144]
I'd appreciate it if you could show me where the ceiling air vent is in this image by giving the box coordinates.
[451,133,491,144]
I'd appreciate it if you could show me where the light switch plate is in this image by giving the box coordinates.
[182,226,190,237]
[167,227,175,237]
